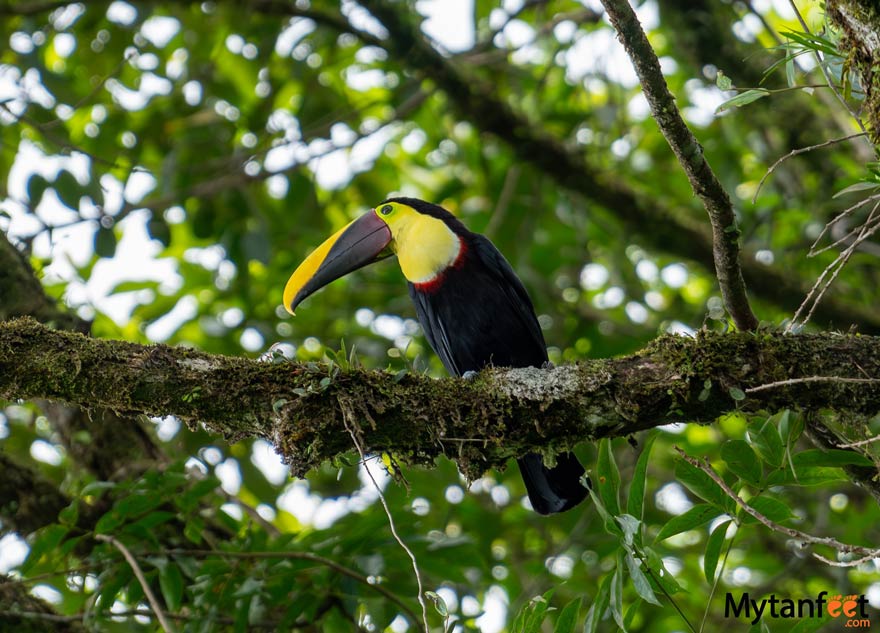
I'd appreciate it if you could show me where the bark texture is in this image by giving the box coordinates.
[2,318,879,480]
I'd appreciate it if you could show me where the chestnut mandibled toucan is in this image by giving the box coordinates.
[283,197,588,514]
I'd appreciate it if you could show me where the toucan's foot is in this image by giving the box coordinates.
[462,370,478,381]
[542,360,555,370]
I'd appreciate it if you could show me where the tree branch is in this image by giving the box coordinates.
[3,318,879,480]
[0,575,85,633]
[0,236,88,332]
[0,453,69,534]
[827,0,880,144]
[600,0,758,331]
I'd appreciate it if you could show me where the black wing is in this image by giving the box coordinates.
[469,234,547,363]
[409,285,462,376]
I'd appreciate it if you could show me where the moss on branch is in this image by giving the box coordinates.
[827,0,880,142]
[2,318,880,479]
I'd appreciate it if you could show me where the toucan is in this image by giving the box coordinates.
[283,197,588,514]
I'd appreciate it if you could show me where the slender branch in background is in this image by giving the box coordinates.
[95,534,177,633]
[599,0,758,331]
[339,396,430,633]
[484,164,521,238]
[0,102,122,170]
[753,132,868,202]
[0,0,71,15]
[675,448,880,562]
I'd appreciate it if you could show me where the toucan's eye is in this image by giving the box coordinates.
[380,204,393,215]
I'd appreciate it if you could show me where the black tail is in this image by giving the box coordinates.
[517,452,589,515]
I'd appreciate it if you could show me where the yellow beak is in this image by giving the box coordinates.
[283,210,393,314]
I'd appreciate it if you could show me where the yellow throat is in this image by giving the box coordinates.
[379,203,462,283]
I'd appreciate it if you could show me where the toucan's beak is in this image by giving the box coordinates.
[283,210,393,314]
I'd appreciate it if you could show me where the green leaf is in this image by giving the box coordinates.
[113,492,166,520]
[94,225,118,258]
[747,418,784,468]
[655,503,719,541]
[21,524,69,574]
[791,449,873,469]
[625,553,661,606]
[615,514,641,547]
[553,596,581,633]
[588,487,624,537]
[833,181,880,198]
[95,510,125,533]
[610,554,626,631]
[54,170,82,210]
[720,440,762,486]
[766,466,848,487]
[26,174,50,205]
[627,432,656,521]
[741,496,794,525]
[583,572,612,633]
[715,70,732,90]
[778,410,804,446]
[108,280,161,296]
[159,563,184,612]
[58,501,79,527]
[781,29,840,57]
[522,587,555,633]
[704,519,730,583]
[715,89,770,114]
[184,515,205,543]
[728,386,746,401]
[425,591,448,618]
[597,438,621,516]
[674,458,735,514]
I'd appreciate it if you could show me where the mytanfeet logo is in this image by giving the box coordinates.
[725,591,871,628]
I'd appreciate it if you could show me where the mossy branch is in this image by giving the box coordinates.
[3,318,880,479]
[600,0,758,332]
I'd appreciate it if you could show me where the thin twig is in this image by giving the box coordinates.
[338,397,430,633]
[789,202,880,330]
[837,435,880,449]
[753,132,868,203]
[221,491,280,537]
[599,0,759,331]
[484,165,521,239]
[810,195,880,257]
[813,551,878,568]
[674,448,880,562]
[95,534,177,633]
[745,375,880,393]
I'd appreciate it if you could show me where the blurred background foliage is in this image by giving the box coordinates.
[1,0,880,631]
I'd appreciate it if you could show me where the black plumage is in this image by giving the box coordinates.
[391,197,588,515]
